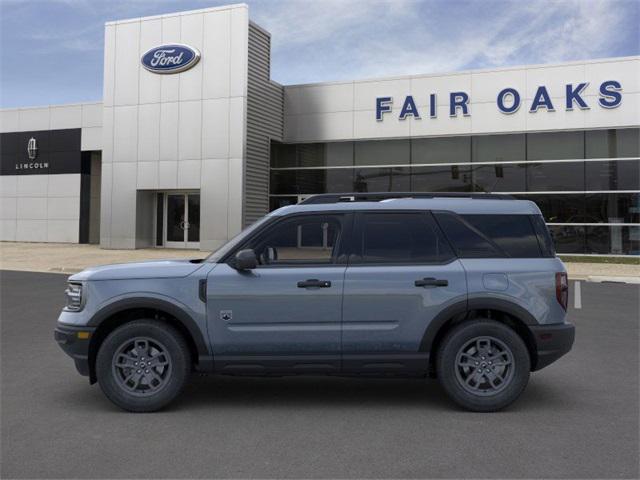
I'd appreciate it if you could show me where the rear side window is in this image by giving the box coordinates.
[356,212,454,264]
[462,214,542,258]
[530,214,556,257]
[434,212,502,258]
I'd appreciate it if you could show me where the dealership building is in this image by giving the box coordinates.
[1,3,638,255]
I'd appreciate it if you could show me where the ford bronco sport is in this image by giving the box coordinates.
[55,193,575,412]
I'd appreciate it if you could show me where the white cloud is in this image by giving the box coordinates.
[253,0,635,84]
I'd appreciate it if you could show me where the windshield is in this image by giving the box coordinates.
[205,215,273,263]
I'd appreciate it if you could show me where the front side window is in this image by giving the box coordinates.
[249,215,343,265]
[356,212,454,264]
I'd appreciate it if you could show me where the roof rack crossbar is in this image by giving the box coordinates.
[299,192,515,205]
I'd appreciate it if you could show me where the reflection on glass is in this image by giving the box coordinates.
[355,140,410,166]
[526,162,585,191]
[515,194,586,223]
[585,193,640,224]
[166,195,185,242]
[527,131,584,160]
[188,194,200,242]
[586,226,640,255]
[585,160,640,190]
[548,225,585,254]
[412,137,471,164]
[471,164,526,192]
[472,134,525,163]
[353,167,410,192]
[411,166,473,192]
[585,128,640,158]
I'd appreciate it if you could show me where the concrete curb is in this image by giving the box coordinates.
[586,275,640,284]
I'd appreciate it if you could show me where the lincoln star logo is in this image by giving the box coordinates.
[141,44,200,74]
[27,137,38,160]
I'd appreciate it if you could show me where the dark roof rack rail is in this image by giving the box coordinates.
[299,192,515,205]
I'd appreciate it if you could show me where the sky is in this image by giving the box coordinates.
[1,0,638,108]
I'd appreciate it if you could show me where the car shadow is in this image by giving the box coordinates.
[60,373,573,414]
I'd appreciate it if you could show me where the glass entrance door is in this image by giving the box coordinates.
[164,193,200,249]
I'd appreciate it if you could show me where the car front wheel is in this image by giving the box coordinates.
[96,320,191,412]
[436,319,530,412]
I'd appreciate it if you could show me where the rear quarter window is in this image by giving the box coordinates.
[461,214,543,258]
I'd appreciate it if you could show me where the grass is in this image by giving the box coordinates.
[558,255,640,265]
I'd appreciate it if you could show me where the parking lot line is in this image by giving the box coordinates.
[574,280,582,309]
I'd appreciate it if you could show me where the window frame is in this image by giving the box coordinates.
[223,212,353,268]
[349,210,457,266]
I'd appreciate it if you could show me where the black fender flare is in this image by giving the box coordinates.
[419,297,538,353]
[87,296,212,370]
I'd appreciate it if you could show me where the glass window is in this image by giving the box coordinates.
[585,128,640,158]
[527,131,584,160]
[354,139,410,166]
[358,212,454,264]
[586,226,640,255]
[412,137,471,164]
[585,160,640,191]
[411,165,473,192]
[548,226,586,254]
[526,162,585,191]
[434,212,503,258]
[271,142,297,168]
[471,164,526,192]
[269,196,298,211]
[516,194,585,223]
[531,214,556,257]
[325,142,354,166]
[462,215,542,258]
[353,167,410,192]
[296,144,326,167]
[472,134,525,163]
[251,215,343,265]
[585,193,640,224]
[271,142,354,168]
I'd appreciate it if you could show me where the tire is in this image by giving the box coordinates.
[436,319,530,412]
[96,320,191,412]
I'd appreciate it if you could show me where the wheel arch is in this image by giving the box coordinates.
[87,297,212,383]
[422,298,539,375]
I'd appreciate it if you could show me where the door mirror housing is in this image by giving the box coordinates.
[234,249,258,271]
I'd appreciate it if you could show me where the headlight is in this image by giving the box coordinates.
[64,282,84,311]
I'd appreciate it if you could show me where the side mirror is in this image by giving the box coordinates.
[234,249,258,271]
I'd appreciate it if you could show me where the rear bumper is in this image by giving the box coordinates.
[530,322,575,371]
[54,324,96,377]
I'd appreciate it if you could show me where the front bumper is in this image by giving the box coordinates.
[530,322,575,371]
[54,324,96,377]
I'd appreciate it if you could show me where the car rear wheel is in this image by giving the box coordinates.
[96,320,191,412]
[436,319,530,412]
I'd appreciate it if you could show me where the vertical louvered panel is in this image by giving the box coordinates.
[244,23,284,226]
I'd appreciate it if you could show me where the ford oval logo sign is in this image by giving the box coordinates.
[141,44,201,74]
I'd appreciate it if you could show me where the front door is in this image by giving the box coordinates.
[341,211,467,374]
[164,193,200,249]
[206,213,350,373]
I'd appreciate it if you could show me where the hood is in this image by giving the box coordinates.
[69,259,206,281]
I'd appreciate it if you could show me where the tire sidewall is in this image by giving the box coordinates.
[96,320,190,412]
[437,320,531,412]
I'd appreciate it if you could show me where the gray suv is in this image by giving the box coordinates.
[55,193,575,412]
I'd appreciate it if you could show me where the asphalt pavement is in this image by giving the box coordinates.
[1,270,638,479]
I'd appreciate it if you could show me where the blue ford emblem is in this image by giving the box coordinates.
[141,44,201,74]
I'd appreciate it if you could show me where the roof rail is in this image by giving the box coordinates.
[299,192,515,205]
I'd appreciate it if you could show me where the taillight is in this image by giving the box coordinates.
[555,272,569,310]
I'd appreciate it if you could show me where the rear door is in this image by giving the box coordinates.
[341,211,467,374]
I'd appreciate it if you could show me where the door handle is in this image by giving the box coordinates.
[297,279,331,288]
[415,277,448,287]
